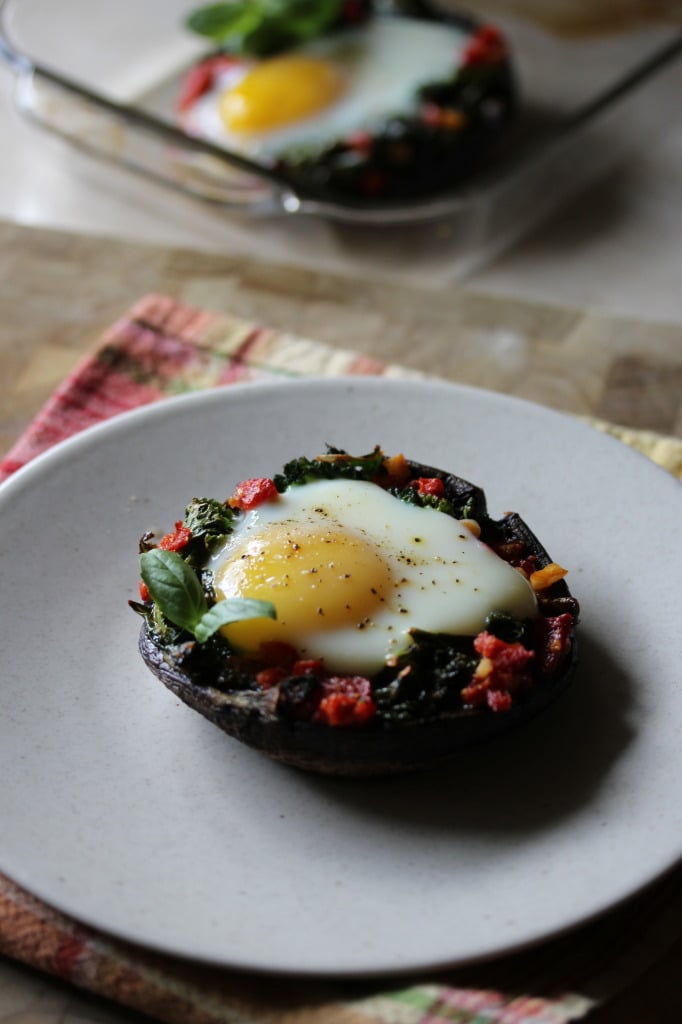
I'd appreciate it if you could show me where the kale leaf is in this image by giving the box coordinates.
[484,610,532,645]
[183,497,235,556]
[392,484,456,517]
[175,632,257,692]
[373,631,477,723]
[274,445,386,490]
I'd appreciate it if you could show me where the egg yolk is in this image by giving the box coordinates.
[219,56,346,134]
[214,523,393,654]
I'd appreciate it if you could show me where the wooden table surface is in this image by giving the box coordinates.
[2,220,681,458]
[0,218,681,1024]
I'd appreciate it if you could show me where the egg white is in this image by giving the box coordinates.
[207,478,537,676]
[181,17,469,158]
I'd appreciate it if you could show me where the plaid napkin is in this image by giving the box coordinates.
[2,293,680,483]
[1,294,680,1024]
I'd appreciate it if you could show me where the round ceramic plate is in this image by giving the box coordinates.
[0,378,680,976]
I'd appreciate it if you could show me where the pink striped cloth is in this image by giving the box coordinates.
[1,293,387,481]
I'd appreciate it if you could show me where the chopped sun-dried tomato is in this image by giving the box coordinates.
[228,477,279,511]
[256,667,287,690]
[293,659,324,677]
[176,55,238,113]
[478,25,508,48]
[463,25,507,66]
[158,521,192,551]
[346,130,373,154]
[411,477,445,498]
[315,676,376,727]
[458,677,491,707]
[487,689,513,712]
[255,655,325,695]
[318,693,376,726]
[461,631,535,709]
[473,631,531,664]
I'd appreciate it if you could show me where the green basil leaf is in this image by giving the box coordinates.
[186,0,342,55]
[282,0,341,35]
[186,3,260,44]
[241,19,286,55]
[140,549,207,633]
[193,598,277,643]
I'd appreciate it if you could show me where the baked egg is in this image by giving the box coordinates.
[180,17,471,159]
[207,477,537,675]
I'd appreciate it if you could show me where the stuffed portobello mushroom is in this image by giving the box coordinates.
[177,0,518,203]
[131,447,578,776]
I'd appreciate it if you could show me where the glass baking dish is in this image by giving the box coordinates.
[1,0,680,269]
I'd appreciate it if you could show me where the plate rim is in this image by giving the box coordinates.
[3,375,678,499]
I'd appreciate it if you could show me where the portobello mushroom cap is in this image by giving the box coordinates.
[137,458,578,777]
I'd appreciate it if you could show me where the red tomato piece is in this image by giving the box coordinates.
[176,55,238,113]
[228,477,279,511]
[487,689,513,712]
[256,667,287,690]
[293,659,325,677]
[315,676,376,727]
[317,692,377,727]
[478,25,506,46]
[473,633,535,685]
[412,477,445,498]
[139,580,150,602]
[462,25,507,66]
[347,130,373,154]
[158,521,192,551]
[462,632,535,710]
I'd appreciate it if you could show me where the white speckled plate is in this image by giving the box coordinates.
[0,378,680,976]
